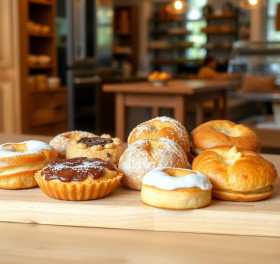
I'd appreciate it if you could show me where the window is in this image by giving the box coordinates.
[267,0,280,41]
[186,0,207,59]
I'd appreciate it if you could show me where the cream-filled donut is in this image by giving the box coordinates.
[191,120,261,159]
[119,137,187,190]
[128,116,190,157]
[141,167,212,209]
[0,140,58,189]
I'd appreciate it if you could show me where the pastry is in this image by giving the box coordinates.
[49,130,94,158]
[35,157,122,201]
[192,146,277,202]
[66,134,124,166]
[141,167,212,209]
[128,116,190,157]
[191,120,261,159]
[0,140,57,189]
[119,137,187,190]
[148,71,172,81]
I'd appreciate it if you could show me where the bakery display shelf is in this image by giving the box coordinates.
[149,18,185,22]
[149,31,191,36]
[30,87,67,94]
[150,58,202,65]
[29,64,54,69]
[148,45,193,50]
[28,32,54,38]
[0,177,279,237]
[203,46,232,51]
[203,30,236,35]
[28,0,53,6]
[204,14,236,19]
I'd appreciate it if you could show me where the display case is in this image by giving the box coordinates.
[228,41,280,150]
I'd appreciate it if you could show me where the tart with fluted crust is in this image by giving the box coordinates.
[192,146,277,201]
[66,134,124,166]
[35,157,123,201]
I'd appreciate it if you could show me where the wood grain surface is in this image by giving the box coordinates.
[1,221,280,264]
[0,168,279,237]
[103,80,232,94]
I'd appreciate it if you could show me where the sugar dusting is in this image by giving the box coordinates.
[119,138,187,182]
[46,159,106,173]
[0,140,52,158]
[127,116,189,152]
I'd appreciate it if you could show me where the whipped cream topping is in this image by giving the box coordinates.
[0,140,52,158]
[142,167,212,191]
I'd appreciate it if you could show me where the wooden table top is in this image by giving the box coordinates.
[231,91,280,102]
[0,133,279,264]
[103,80,231,95]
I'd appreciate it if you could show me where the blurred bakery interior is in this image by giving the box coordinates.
[0,0,280,152]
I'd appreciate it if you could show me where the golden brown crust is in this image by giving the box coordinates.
[49,131,94,158]
[0,170,38,189]
[66,134,124,166]
[35,167,123,201]
[192,146,277,201]
[119,138,188,190]
[191,120,261,154]
[128,116,190,156]
[141,185,211,209]
[0,141,58,189]
[141,168,212,209]
[212,186,274,202]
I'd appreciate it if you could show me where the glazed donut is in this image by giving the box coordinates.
[128,116,190,157]
[35,157,122,201]
[66,134,124,166]
[49,131,94,158]
[191,120,261,157]
[119,137,187,190]
[0,140,58,189]
[192,146,277,202]
[141,167,212,209]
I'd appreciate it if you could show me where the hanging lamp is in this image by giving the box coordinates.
[166,0,188,15]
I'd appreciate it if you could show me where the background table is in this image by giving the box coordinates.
[0,133,279,263]
[103,80,231,141]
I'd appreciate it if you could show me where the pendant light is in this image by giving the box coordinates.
[240,0,260,9]
[166,0,188,15]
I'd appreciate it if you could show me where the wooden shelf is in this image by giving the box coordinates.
[114,32,131,36]
[149,17,185,22]
[203,46,232,50]
[28,0,53,6]
[202,30,236,35]
[204,13,236,19]
[30,87,67,94]
[28,32,54,38]
[151,58,202,65]
[29,64,54,69]
[148,44,193,50]
[149,30,191,36]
